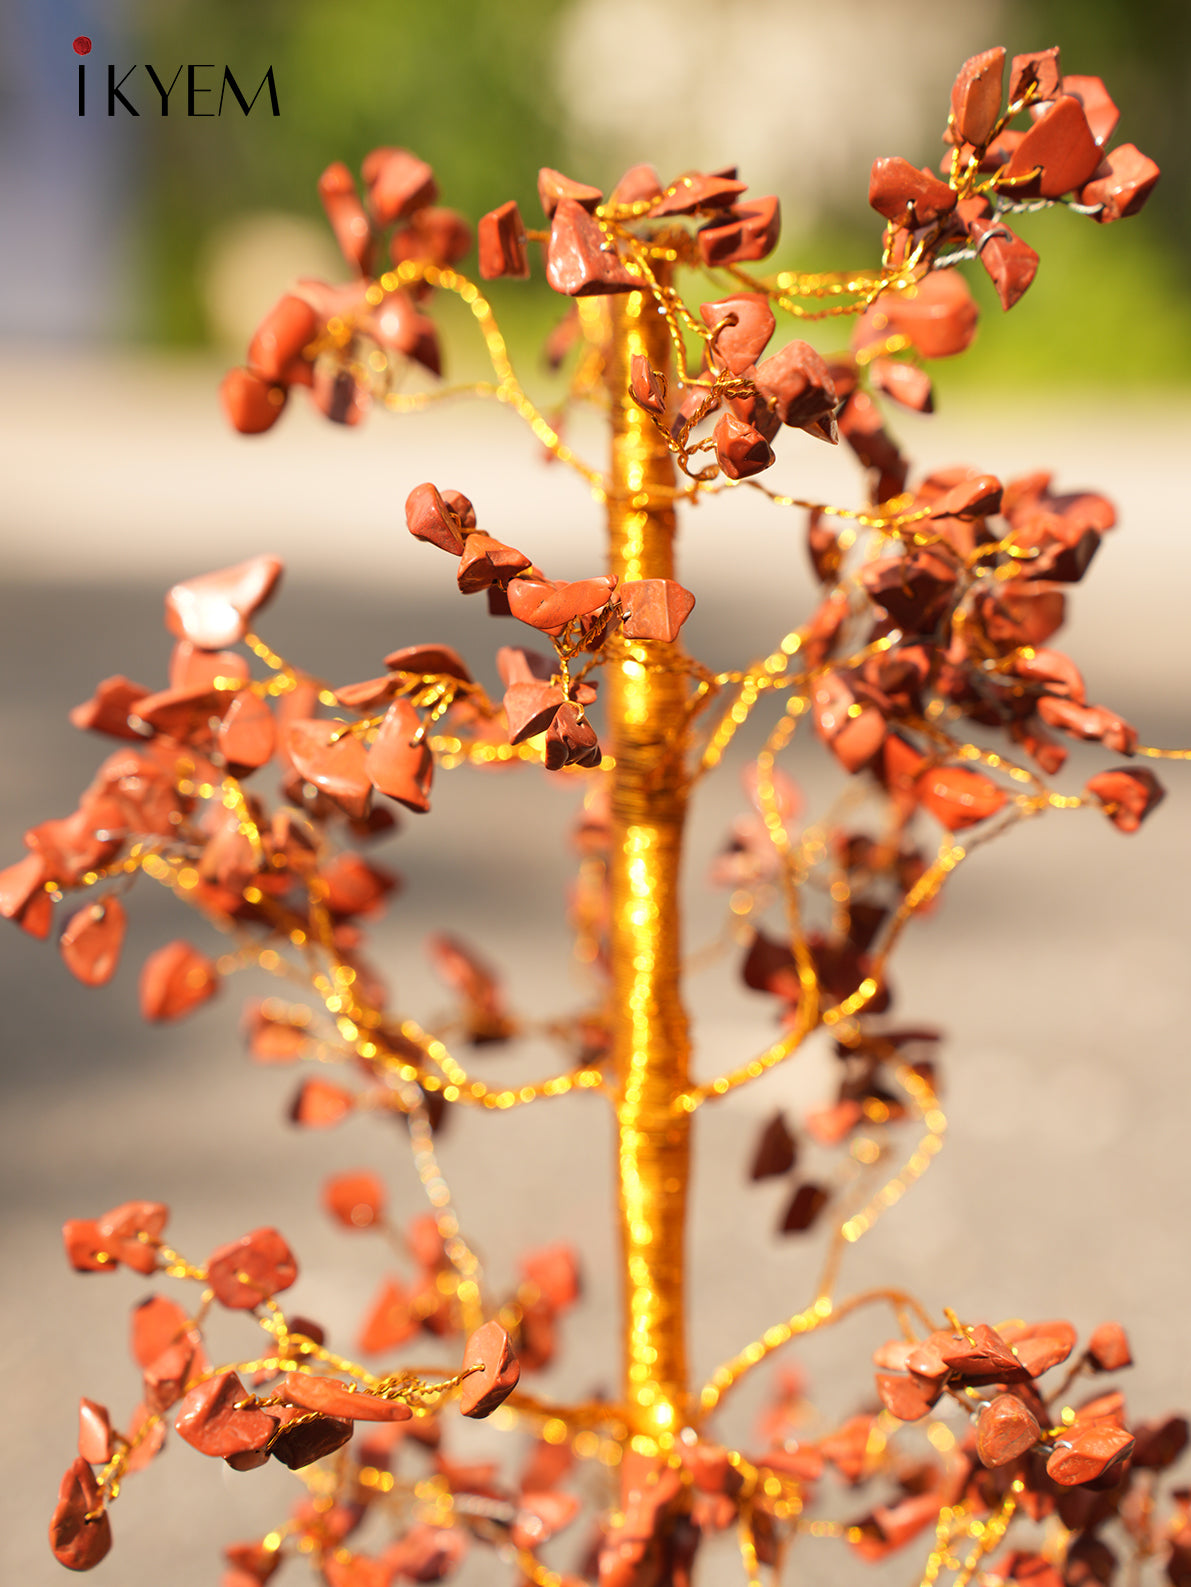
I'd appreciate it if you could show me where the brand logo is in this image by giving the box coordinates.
[73,37,280,117]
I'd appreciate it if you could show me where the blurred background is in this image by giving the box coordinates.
[3,2,1191,1584]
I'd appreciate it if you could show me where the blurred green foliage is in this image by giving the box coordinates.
[133,0,1191,390]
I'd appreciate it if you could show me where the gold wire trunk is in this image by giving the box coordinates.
[604,285,693,1439]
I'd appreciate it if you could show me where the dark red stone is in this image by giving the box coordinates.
[699,293,775,374]
[49,1457,112,1570]
[165,556,283,650]
[477,200,530,279]
[175,1372,278,1458]
[697,195,780,266]
[869,158,956,228]
[950,48,1006,146]
[1002,95,1102,199]
[460,1321,520,1417]
[545,200,639,297]
[139,940,218,1022]
[206,1227,298,1309]
[1080,144,1160,222]
[367,700,433,813]
[361,147,437,226]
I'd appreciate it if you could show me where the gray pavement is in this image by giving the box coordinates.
[3,353,1191,1585]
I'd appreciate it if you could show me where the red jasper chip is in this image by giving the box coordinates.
[951,48,1006,147]
[323,1170,387,1230]
[217,691,276,772]
[875,1372,942,1422]
[460,1321,521,1417]
[700,293,776,374]
[69,675,151,739]
[970,219,1040,311]
[78,1399,115,1465]
[321,853,397,918]
[1087,1321,1133,1371]
[620,579,696,643]
[1046,1423,1134,1486]
[286,719,373,819]
[917,765,1007,831]
[504,680,565,743]
[367,700,434,813]
[1131,1415,1189,1470]
[629,355,666,415]
[520,1245,581,1311]
[1002,1318,1077,1377]
[206,1227,298,1310]
[934,472,1003,519]
[393,206,471,270]
[221,368,287,434]
[713,412,774,480]
[131,1294,199,1371]
[318,161,375,274]
[977,1393,1042,1466]
[478,200,530,279]
[1080,144,1160,222]
[508,575,617,632]
[457,531,533,593]
[362,147,437,225]
[869,157,956,228]
[544,704,601,770]
[0,852,51,938]
[1058,74,1118,145]
[405,483,468,556]
[780,1182,829,1234]
[225,1541,282,1585]
[755,340,837,431]
[165,555,282,651]
[323,1554,390,1587]
[63,1218,115,1274]
[248,295,318,383]
[60,897,126,988]
[652,171,747,217]
[277,1373,412,1422]
[312,364,369,426]
[269,1409,354,1470]
[244,1000,311,1062]
[938,1323,1027,1384]
[512,1491,582,1550]
[49,1456,112,1570]
[1036,698,1137,754]
[812,673,886,773]
[869,358,933,413]
[1009,47,1062,106]
[1002,95,1102,199]
[290,1076,356,1127]
[1011,647,1085,701]
[860,551,956,633]
[139,940,219,1022]
[384,1524,468,1582]
[698,196,781,266]
[175,1372,278,1458]
[143,1337,198,1413]
[545,199,639,297]
[358,1276,419,1354]
[95,1200,167,1276]
[749,1112,797,1180]
[610,163,664,206]
[385,641,474,681]
[537,167,602,218]
[371,293,441,376]
[877,270,979,359]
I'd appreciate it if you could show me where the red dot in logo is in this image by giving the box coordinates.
[72,36,92,56]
